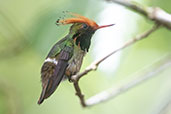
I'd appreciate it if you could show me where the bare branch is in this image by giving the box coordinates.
[70,0,171,107]
[86,55,171,106]
[71,24,160,107]
[73,82,86,107]
[105,0,171,29]
[71,24,160,82]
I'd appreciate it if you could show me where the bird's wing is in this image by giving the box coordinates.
[38,46,73,104]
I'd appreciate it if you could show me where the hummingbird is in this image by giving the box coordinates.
[37,12,114,104]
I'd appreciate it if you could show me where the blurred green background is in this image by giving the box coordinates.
[0,0,171,114]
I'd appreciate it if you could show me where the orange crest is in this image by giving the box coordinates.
[56,12,99,29]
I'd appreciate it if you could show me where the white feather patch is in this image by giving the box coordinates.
[44,58,58,65]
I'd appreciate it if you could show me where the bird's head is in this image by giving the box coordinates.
[56,12,114,34]
[56,12,114,51]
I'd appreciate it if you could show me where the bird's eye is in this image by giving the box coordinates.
[82,24,88,29]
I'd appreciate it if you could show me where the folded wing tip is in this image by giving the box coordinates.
[37,97,44,105]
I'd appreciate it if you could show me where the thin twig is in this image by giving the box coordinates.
[86,54,171,106]
[71,24,160,82]
[70,0,171,108]
[105,0,171,29]
[73,82,86,107]
[71,24,160,107]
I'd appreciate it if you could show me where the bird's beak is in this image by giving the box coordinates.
[96,24,115,30]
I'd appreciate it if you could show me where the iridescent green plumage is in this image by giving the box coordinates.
[38,13,114,104]
[38,23,95,104]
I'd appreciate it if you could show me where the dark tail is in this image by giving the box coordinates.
[37,49,71,105]
[38,92,45,104]
[38,83,48,104]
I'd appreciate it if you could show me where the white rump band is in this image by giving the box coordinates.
[44,58,58,65]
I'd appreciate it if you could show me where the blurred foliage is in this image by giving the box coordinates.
[0,0,171,114]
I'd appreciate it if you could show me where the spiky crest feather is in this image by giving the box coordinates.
[56,12,99,29]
